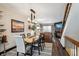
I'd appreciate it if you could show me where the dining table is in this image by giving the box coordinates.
[24,35,39,55]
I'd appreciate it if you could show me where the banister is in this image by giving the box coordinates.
[64,35,79,47]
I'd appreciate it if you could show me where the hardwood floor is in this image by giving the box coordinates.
[0,37,69,56]
[52,38,69,56]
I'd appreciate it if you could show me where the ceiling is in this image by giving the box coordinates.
[0,3,67,24]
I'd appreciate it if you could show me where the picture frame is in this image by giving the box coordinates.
[11,19,24,33]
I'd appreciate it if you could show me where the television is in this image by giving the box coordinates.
[54,22,63,30]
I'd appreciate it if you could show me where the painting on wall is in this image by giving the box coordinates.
[11,19,24,32]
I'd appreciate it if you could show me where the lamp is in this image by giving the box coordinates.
[1,30,7,56]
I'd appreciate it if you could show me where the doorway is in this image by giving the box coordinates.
[42,25,52,43]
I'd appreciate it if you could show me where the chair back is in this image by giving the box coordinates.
[40,34,45,42]
[15,36,26,53]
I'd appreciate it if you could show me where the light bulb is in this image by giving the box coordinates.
[27,17,31,23]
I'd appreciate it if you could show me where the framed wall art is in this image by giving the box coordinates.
[11,19,24,33]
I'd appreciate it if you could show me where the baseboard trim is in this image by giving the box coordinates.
[62,46,70,56]
[0,46,16,55]
[63,47,70,56]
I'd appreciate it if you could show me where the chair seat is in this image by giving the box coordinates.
[33,44,38,46]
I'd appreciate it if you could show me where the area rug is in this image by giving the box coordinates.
[1,43,52,56]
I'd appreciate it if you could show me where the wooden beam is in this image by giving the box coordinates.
[63,3,72,26]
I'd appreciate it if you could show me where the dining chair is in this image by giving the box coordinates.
[15,36,31,56]
[40,34,45,50]
[32,36,42,55]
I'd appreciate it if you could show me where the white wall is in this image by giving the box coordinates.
[0,3,66,52]
[2,3,66,24]
[0,5,28,52]
[43,26,52,32]
[61,3,79,55]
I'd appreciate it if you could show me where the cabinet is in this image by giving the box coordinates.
[41,32,52,43]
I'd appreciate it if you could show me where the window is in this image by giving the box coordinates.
[43,26,51,32]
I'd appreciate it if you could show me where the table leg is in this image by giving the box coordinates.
[31,44,33,56]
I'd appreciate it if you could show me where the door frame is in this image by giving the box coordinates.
[40,24,55,43]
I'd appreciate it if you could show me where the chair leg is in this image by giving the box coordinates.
[17,52,19,56]
[43,43,45,49]
[24,53,26,56]
[30,45,33,56]
[43,42,45,49]
[38,48,40,55]
[41,43,44,51]
[38,46,40,55]
[41,44,42,51]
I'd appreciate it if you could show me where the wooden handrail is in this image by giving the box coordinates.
[64,36,79,47]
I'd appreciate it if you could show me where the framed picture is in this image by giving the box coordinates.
[11,19,24,33]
